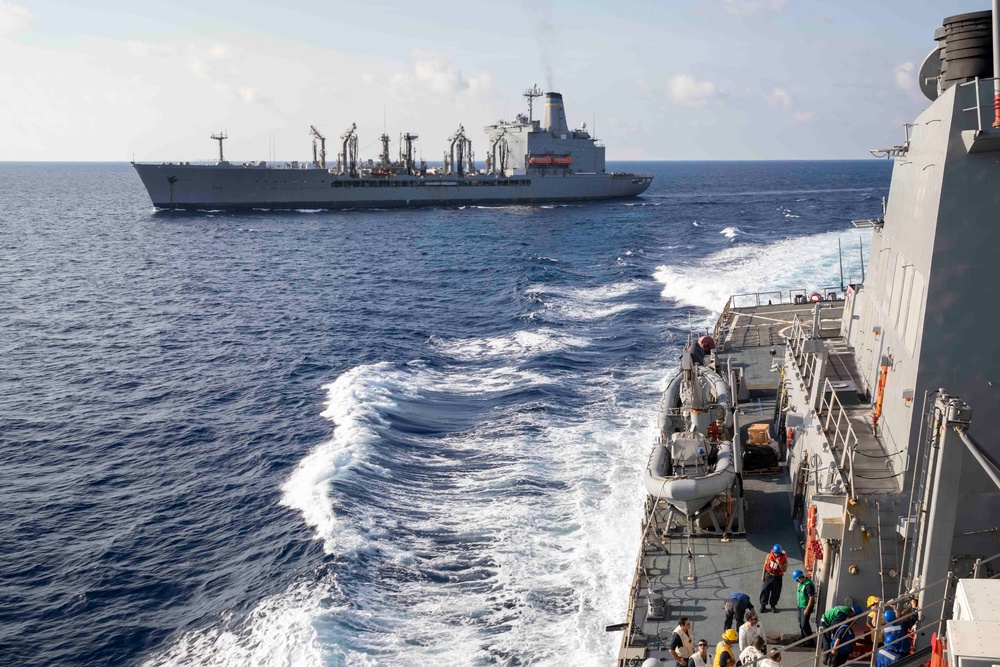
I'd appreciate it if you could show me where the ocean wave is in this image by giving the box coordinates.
[429,328,590,362]
[277,361,657,665]
[653,228,873,320]
[140,579,331,667]
[524,281,643,322]
[279,362,407,555]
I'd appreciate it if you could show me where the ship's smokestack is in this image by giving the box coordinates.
[934,11,994,93]
[542,92,569,134]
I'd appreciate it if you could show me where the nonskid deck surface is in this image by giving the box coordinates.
[632,472,805,661]
[718,300,898,496]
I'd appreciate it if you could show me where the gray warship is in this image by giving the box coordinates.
[132,87,652,211]
[613,8,1000,667]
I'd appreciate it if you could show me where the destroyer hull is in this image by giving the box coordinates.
[132,163,653,211]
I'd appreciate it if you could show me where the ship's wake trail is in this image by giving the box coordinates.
[654,228,872,327]
[140,281,660,666]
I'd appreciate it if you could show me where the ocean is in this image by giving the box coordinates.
[0,160,890,666]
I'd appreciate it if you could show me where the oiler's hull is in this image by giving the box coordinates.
[132,163,653,211]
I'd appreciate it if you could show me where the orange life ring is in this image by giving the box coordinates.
[809,292,822,303]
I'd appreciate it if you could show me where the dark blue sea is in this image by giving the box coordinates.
[0,161,890,666]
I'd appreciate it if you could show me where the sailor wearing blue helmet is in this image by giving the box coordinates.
[759,544,787,613]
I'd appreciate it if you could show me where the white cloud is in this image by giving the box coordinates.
[210,43,229,59]
[894,62,915,93]
[239,86,257,103]
[767,87,792,108]
[187,54,207,78]
[722,0,789,16]
[0,0,36,36]
[127,40,177,58]
[635,79,652,94]
[793,110,814,123]
[667,73,717,107]
[388,49,493,98]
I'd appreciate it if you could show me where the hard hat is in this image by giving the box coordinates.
[883,609,897,623]
[641,659,660,667]
[772,544,782,555]
[791,569,804,580]
[723,629,739,642]
[852,605,862,616]
[867,596,880,608]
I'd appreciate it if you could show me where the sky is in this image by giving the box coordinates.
[0,0,979,161]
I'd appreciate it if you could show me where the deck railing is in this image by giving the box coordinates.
[765,555,1000,667]
[958,76,1000,134]
[785,317,860,498]
[728,287,846,310]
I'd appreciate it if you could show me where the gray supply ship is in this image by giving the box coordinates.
[132,87,653,211]
[613,8,1000,667]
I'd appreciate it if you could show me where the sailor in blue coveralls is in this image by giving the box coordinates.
[875,608,916,667]
[723,592,754,633]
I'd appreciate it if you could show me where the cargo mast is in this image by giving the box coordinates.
[309,126,326,168]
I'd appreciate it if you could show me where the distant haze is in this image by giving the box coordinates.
[0,0,963,161]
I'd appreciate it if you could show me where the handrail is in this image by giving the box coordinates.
[714,295,734,343]
[728,287,847,310]
[958,77,1000,134]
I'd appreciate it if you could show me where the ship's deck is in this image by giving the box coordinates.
[617,300,894,665]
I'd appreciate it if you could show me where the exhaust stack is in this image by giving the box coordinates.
[542,92,569,134]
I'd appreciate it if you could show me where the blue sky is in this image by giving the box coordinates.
[0,0,975,161]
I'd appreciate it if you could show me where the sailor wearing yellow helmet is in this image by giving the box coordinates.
[715,629,739,667]
[865,596,881,644]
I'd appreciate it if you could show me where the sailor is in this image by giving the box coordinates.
[715,629,739,667]
[738,636,766,667]
[759,544,787,613]
[687,639,713,667]
[792,570,816,645]
[827,621,856,667]
[669,617,696,666]
[688,341,706,366]
[723,592,755,632]
[759,650,781,667]
[819,605,860,650]
[874,607,913,667]
[738,610,766,654]
[864,596,881,644]
[879,607,917,659]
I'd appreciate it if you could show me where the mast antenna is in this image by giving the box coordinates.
[210,131,228,163]
[523,84,543,122]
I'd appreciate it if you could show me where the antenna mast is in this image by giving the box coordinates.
[523,84,543,123]
[210,131,228,163]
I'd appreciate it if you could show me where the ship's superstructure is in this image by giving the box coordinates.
[132,86,652,210]
[614,9,1000,667]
